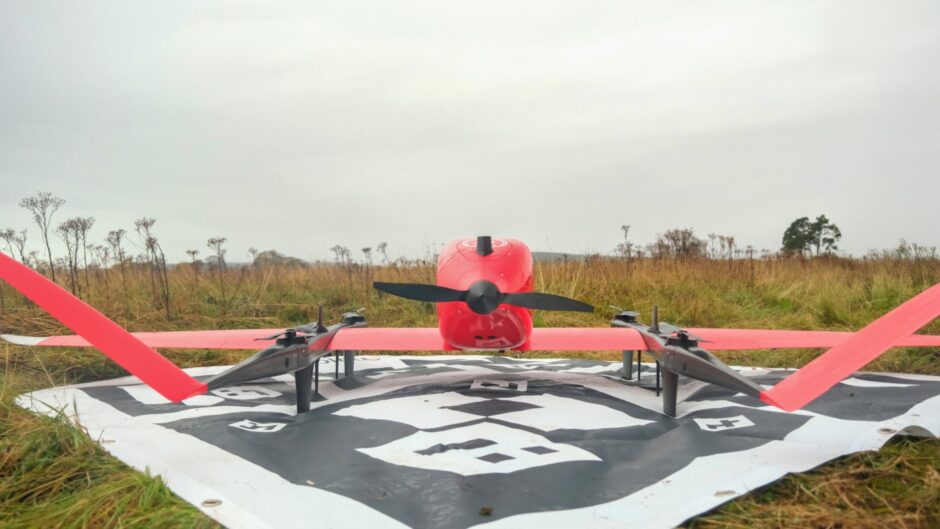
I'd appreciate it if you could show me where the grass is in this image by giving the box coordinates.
[1,256,939,528]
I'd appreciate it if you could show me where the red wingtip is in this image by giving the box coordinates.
[759,391,799,412]
[761,282,940,412]
[0,252,206,402]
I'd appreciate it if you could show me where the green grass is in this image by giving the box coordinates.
[0,347,217,529]
[1,256,939,528]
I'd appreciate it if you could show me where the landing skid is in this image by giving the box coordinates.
[293,349,359,412]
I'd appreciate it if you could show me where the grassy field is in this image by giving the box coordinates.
[1,256,939,528]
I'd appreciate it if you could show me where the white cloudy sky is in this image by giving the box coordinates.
[1,1,938,262]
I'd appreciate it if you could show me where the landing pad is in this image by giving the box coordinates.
[17,356,940,529]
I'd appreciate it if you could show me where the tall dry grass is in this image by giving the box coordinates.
[1,255,939,528]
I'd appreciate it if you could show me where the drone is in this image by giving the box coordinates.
[2,236,940,417]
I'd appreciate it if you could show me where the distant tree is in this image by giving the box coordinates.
[0,229,16,259]
[186,249,201,287]
[330,245,351,264]
[376,242,389,264]
[809,215,841,256]
[91,244,112,295]
[19,192,65,281]
[362,247,373,266]
[619,225,632,259]
[91,244,110,268]
[706,233,736,260]
[615,225,633,259]
[12,229,27,262]
[0,229,11,311]
[75,216,95,292]
[135,217,171,319]
[648,228,706,259]
[56,218,82,294]
[106,229,128,293]
[207,237,228,306]
[253,250,305,267]
[782,217,812,255]
[782,215,841,256]
[889,239,937,260]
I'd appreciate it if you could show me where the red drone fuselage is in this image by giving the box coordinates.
[436,238,534,350]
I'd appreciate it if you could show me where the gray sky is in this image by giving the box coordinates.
[1,1,939,262]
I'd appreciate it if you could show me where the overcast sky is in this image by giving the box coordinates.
[1,1,938,262]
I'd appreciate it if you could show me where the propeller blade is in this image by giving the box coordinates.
[501,292,594,313]
[373,282,466,303]
[0,252,206,402]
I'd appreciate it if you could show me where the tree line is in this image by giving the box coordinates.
[3,193,938,290]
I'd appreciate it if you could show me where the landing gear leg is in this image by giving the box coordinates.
[655,361,661,395]
[662,368,679,417]
[294,363,313,413]
[344,350,356,377]
[314,358,320,401]
[622,350,634,379]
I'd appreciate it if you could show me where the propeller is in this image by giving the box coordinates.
[373,280,594,315]
[0,252,206,402]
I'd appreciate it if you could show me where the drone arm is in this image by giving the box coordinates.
[0,252,207,402]
[760,282,940,411]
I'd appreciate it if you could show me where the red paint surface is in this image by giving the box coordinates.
[688,328,940,350]
[761,282,940,411]
[30,325,940,352]
[329,328,446,351]
[0,252,206,402]
[7,239,940,414]
[435,238,534,350]
[39,329,283,350]
[328,327,650,351]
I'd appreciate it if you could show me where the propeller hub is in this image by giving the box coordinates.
[465,280,503,315]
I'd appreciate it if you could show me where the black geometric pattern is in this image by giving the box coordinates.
[445,398,540,416]
[60,356,940,529]
[477,452,514,463]
[523,445,558,455]
[415,438,496,455]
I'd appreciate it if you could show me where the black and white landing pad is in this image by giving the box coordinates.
[17,356,940,529]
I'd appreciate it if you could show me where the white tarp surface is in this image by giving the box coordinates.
[17,355,940,529]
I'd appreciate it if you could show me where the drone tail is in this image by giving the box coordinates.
[0,252,207,402]
[760,282,940,411]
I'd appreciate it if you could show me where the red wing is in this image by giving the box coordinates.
[761,282,940,411]
[1,329,284,350]
[12,326,940,352]
[0,252,206,402]
[523,327,940,351]
[686,328,940,350]
[328,327,651,351]
[328,328,446,351]
[525,328,648,350]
